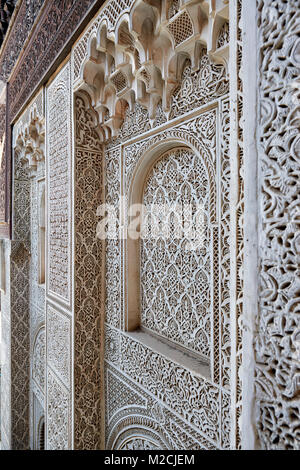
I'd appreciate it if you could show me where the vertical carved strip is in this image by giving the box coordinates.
[105,146,121,330]
[74,92,104,449]
[213,225,220,384]
[220,97,231,390]
[47,63,72,306]
[0,82,10,238]
[0,240,11,449]
[229,0,245,450]
[0,88,6,223]
[10,241,30,449]
[255,0,300,450]
[47,369,71,450]
[1,87,46,450]
[235,2,245,450]
[46,62,73,450]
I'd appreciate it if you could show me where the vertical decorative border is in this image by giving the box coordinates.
[0,84,10,238]
[10,241,30,449]
[0,82,7,226]
[240,0,258,450]
[46,62,72,308]
[0,86,46,450]
[73,91,104,449]
[229,0,245,450]
[45,60,73,450]
[255,0,300,450]
[0,240,11,449]
[102,98,232,449]
[46,368,71,450]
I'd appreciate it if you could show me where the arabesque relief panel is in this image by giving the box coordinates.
[255,0,300,450]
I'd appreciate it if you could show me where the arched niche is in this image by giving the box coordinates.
[125,137,215,363]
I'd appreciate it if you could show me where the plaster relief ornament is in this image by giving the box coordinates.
[74,0,229,138]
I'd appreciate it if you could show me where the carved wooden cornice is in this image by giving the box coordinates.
[0,1,43,82]
[8,1,105,122]
[0,0,16,49]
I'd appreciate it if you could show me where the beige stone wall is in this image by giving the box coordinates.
[255,0,300,450]
[70,0,237,450]
[0,88,45,450]
[0,0,298,451]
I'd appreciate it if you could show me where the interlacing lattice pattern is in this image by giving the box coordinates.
[47,63,72,305]
[219,98,231,390]
[3,88,46,450]
[30,0,253,451]
[170,55,229,119]
[46,63,72,450]
[167,11,194,46]
[141,148,211,358]
[104,94,232,449]
[47,370,70,450]
[10,243,30,449]
[32,328,45,394]
[74,92,104,450]
[105,363,219,450]
[105,147,121,329]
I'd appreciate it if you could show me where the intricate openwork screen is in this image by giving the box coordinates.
[140,148,211,359]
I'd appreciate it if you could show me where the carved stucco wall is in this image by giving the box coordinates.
[0,137,31,449]
[47,63,72,306]
[46,62,104,450]
[15,89,45,451]
[140,147,214,360]
[0,1,45,82]
[1,0,297,451]
[30,170,46,450]
[72,0,241,450]
[255,0,300,450]
[229,0,245,449]
[74,92,104,450]
[0,82,6,224]
[0,239,12,449]
[0,88,46,450]
[10,241,30,449]
[46,62,72,450]
[103,95,233,449]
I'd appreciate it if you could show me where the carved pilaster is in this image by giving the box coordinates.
[255,0,300,450]
[74,91,104,449]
